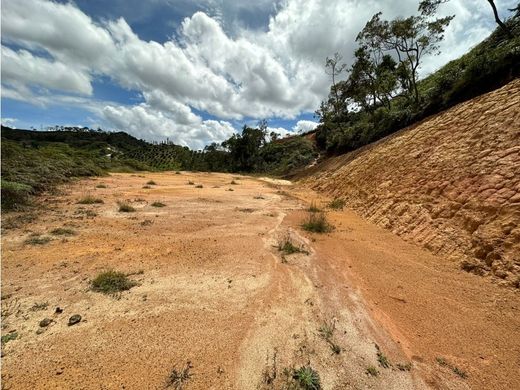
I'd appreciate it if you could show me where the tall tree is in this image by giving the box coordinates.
[325,52,347,115]
[486,0,513,37]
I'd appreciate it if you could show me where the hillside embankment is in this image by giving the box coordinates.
[300,79,520,286]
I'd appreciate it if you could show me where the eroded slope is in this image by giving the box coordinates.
[302,79,520,286]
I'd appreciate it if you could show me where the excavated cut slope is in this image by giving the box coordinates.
[302,79,520,286]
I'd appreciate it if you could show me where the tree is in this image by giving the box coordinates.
[358,2,454,103]
[325,52,347,115]
[486,0,513,37]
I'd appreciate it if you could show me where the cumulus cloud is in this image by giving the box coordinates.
[1,0,514,147]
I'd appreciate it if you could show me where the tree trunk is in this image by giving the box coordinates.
[487,0,513,38]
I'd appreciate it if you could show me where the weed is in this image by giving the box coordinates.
[330,343,341,355]
[308,201,320,212]
[328,198,346,210]
[91,270,137,295]
[377,351,391,368]
[366,366,379,377]
[195,184,203,188]
[96,184,107,188]
[436,357,447,366]
[1,332,18,345]
[262,350,277,385]
[146,180,156,185]
[227,188,234,191]
[302,212,333,233]
[397,363,412,371]
[24,235,51,245]
[230,180,239,185]
[151,202,166,208]
[293,366,321,390]
[118,202,135,212]
[278,237,305,255]
[452,366,468,379]
[166,361,193,389]
[77,195,103,205]
[188,181,195,185]
[50,227,76,236]
[318,320,335,341]
[254,195,265,199]
[142,185,151,189]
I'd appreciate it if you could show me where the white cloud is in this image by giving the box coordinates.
[1,117,17,127]
[1,0,514,147]
[293,120,318,133]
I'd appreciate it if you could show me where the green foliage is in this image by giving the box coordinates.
[91,270,137,294]
[302,212,333,233]
[317,12,520,155]
[118,202,135,212]
[308,201,320,212]
[77,195,103,204]
[278,237,305,255]
[1,332,18,345]
[366,366,379,377]
[328,198,346,210]
[293,366,321,390]
[1,179,32,210]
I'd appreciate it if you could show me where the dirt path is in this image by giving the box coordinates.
[1,172,518,389]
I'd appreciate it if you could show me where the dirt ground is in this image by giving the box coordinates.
[1,172,519,389]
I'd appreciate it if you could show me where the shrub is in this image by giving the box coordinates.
[293,366,321,390]
[118,202,135,212]
[195,184,203,188]
[167,361,193,389]
[142,185,151,189]
[146,180,156,185]
[302,212,333,233]
[1,179,32,210]
[77,195,103,204]
[328,198,346,210]
[91,270,137,294]
[366,366,379,377]
[96,184,107,188]
[308,201,320,212]
[278,237,305,255]
[50,227,76,236]
[151,202,166,208]
[188,181,195,185]
[24,235,51,245]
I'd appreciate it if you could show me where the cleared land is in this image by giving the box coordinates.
[1,172,519,389]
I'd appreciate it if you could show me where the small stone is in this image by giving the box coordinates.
[39,318,52,327]
[68,314,81,326]
[55,307,63,314]
[36,328,45,335]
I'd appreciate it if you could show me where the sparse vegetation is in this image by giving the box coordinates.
[377,350,391,368]
[366,366,379,377]
[146,180,156,185]
[293,365,321,390]
[30,302,49,311]
[188,181,195,185]
[175,171,181,174]
[50,227,76,236]
[318,320,335,341]
[142,185,151,189]
[118,202,136,212]
[302,212,333,233]
[230,180,238,185]
[397,362,412,371]
[151,202,166,208]
[96,184,107,188]
[436,357,468,379]
[328,198,346,210]
[166,361,193,389]
[308,201,320,212]
[278,236,306,255]
[195,184,203,188]
[1,332,18,345]
[24,235,51,245]
[90,270,137,295]
[77,195,103,205]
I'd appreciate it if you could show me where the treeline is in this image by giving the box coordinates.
[316,0,520,153]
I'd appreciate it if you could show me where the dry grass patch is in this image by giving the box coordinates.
[302,212,333,233]
[91,270,137,295]
[118,201,136,212]
[77,195,103,204]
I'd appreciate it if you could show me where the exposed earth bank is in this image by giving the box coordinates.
[1,172,519,389]
[300,79,520,286]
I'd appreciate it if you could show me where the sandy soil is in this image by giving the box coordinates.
[1,172,518,389]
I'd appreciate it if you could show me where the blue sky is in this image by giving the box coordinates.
[1,0,516,149]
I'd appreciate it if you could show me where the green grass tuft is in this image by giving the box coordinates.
[328,198,346,210]
[293,366,321,390]
[146,180,156,185]
[118,202,136,212]
[91,270,137,295]
[366,366,379,377]
[302,212,333,233]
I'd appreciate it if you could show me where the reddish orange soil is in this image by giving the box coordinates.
[1,172,518,389]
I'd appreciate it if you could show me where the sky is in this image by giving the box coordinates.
[1,0,516,149]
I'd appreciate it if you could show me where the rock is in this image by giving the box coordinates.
[68,314,81,326]
[39,318,52,327]
[55,307,63,314]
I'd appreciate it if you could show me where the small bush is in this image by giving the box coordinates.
[366,366,379,377]
[188,181,195,185]
[175,171,181,175]
[50,227,76,236]
[308,201,320,212]
[151,202,166,208]
[227,188,234,191]
[230,180,238,185]
[91,270,137,294]
[452,366,468,379]
[377,351,391,368]
[1,332,18,344]
[302,212,333,233]
[397,363,412,371]
[195,184,203,188]
[118,202,136,212]
[146,180,156,185]
[293,366,321,390]
[1,179,32,210]
[77,195,103,204]
[328,198,346,210]
[318,320,335,340]
[24,235,51,245]
[142,185,151,189]
[96,184,107,188]
[167,361,193,389]
[278,237,305,255]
